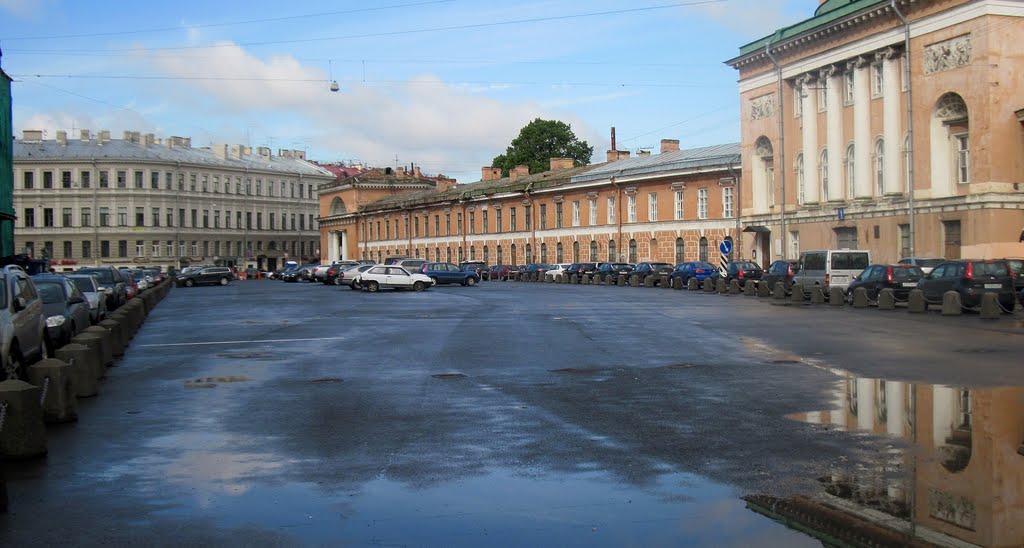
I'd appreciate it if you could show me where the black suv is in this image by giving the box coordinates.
[917,259,1016,311]
[176,266,234,287]
[460,261,488,280]
[77,266,128,311]
[632,262,674,285]
[762,259,799,290]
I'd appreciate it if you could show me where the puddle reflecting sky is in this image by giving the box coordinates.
[785,373,1024,547]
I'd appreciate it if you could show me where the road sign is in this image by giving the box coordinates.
[719,240,733,255]
[837,207,845,221]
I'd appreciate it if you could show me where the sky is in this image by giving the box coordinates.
[0,0,812,184]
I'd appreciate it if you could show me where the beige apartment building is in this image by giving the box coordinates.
[12,130,330,271]
[318,140,742,267]
[727,0,1024,264]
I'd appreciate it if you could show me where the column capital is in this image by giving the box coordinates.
[819,65,839,80]
[846,56,869,71]
[876,46,900,62]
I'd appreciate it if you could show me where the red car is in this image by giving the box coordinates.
[119,269,139,300]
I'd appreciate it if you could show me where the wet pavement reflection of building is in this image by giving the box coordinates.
[772,374,1024,547]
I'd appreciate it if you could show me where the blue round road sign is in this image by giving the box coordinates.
[719,240,733,255]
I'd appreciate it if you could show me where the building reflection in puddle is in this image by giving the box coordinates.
[754,374,1024,547]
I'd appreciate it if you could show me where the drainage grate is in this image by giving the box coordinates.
[432,373,467,379]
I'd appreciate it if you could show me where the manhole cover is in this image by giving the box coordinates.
[216,353,273,359]
[310,377,342,383]
[431,373,467,379]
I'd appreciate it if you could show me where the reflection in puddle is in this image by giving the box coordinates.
[774,374,1024,547]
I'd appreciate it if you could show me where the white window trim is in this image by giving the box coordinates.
[954,133,970,184]
[722,186,734,218]
[697,188,709,220]
[627,195,637,223]
[674,190,684,220]
[648,192,658,222]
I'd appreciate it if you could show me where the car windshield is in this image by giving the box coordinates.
[80,269,113,284]
[916,258,944,268]
[970,261,1009,277]
[37,282,66,304]
[1007,259,1023,274]
[695,262,715,269]
[69,277,97,293]
[831,253,870,270]
[734,261,760,270]
[892,266,924,281]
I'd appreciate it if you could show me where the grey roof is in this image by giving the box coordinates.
[572,143,741,183]
[13,139,334,178]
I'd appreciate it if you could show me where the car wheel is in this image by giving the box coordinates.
[333,277,343,286]
[184,279,195,287]
[430,277,439,285]
[219,277,229,286]
[466,277,477,287]
[349,282,360,290]
[4,344,24,381]
[366,281,380,293]
[413,281,425,292]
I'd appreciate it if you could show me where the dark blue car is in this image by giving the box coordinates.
[669,261,720,285]
[420,262,479,286]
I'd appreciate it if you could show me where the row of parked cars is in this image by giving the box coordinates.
[2,264,165,380]
[271,258,488,291]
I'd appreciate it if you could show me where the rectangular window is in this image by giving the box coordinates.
[510,208,517,231]
[117,207,127,226]
[178,174,185,191]
[899,224,910,259]
[648,193,657,222]
[43,171,53,189]
[495,210,502,233]
[81,171,90,188]
[607,197,615,224]
[482,211,488,234]
[165,172,172,190]
[674,190,684,220]
[180,209,186,227]
[588,198,597,226]
[572,201,580,227]
[214,210,221,229]
[117,240,127,258]
[43,241,53,260]
[203,175,209,192]
[166,241,174,257]
[100,241,110,258]
[135,240,145,257]
[555,202,563,228]
[723,187,734,218]
[871,62,883,97]
[134,170,144,189]
[434,215,440,235]
[166,209,174,228]
[152,208,160,227]
[151,171,160,189]
[42,208,54,227]
[135,207,145,227]
[23,208,34,227]
[445,213,451,235]
[99,171,109,188]
[525,205,532,230]
[214,176,221,194]
[819,78,829,111]
[469,212,476,234]
[248,212,254,230]
[844,71,854,105]
[256,212,262,230]
[955,134,969,184]
[23,171,33,189]
[191,241,198,256]
[540,205,547,230]
[794,82,803,118]
[81,208,91,227]
[62,208,72,227]
[116,170,127,188]
[627,194,636,223]
[61,171,72,189]
[203,210,210,229]
[152,240,160,257]
[698,188,709,220]
[192,209,199,228]
[82,241,91,259]
[62,241,72,258]
[99,207,110,227]
[190,174,197,191]
[789,231,800,259]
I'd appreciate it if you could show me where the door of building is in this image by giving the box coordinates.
[943,220,961,260]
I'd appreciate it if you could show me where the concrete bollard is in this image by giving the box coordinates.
[745,280,757,295]
[979,293,1001,319]
[688,278,699,291]
[629,274,639,287]
[672,277,683,290]
[55,344,99,397]
[569,274,578,284]
[878,288,896,310]
[644,276,654,288]
[71,332,111,374]
[617,274,626,286]
[853,287,869,308]
[942,290,962,316]
[791,283,805,303]
[829,286,845,306]
[716,279,728,294]
[703,278,715,292]
[908,289,926,313]
[109,309,136,340]
[728,280,741,294]
[660,275,670,288]
[27,359,78,423]
[772,282,786,299]
[582,274,591,285]
[554,274,562,284]
[84,325,118,365]
[0,380,47,459]
[810,285,826,304]
[98,319,127,356]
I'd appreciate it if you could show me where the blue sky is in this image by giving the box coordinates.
[0,0,811,183]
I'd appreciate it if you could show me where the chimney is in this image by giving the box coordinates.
[98,130,111,144]
[211,144,229,159]
[55,130,67,145]
[549,158,574,171]
[257,146,271,157]
[637,150,651,157]
[605,150,631,162]
[435,176,457,192]
[278,149,291,158]
[481,166,502,181]
[80,129,91,141]
[144,133,155,146]
[509,165,530,182]
[413,166,422,177]
[660,139,680,153]
[21,130,43,142]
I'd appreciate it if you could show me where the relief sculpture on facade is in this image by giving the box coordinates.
[750,93,775,120]
[924,35,971,74]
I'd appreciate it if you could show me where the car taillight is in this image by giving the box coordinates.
[738,269,745,279]
[964,262,973,280]
[886,267,893,284]
[696,269,705,274]
[825,273,831,286]
[1007,266,1016,280]
[787,265,793,276]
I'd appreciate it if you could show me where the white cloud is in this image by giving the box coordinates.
[0,0,49,18]
[693,0,809,38]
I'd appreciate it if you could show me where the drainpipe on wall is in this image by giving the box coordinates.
[92,158,100,267]
[727,155,742,258]
[892,0,916,258]
[765,42,787,262]
[523,182,535,263]
[612,176,623,261]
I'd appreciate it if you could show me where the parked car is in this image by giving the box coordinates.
[596,262,635,283]
[282,264,317,283]
[421,262,480,286]
[488,265,513,281]
[67,274,108,324]
[176,266,234,287]
[632,262,674,285]
[761,260,800,291]
[565,262,599,281]
[385,258,428,273]
[917,259,1016,311]
[337,264,375,289]
[129,269,151,292]
[31,274,90,349]
[846,264,926,304]
[1,265,48,380]
[897,257,945,275]
[459,261,489,279]
[1005,257,1023,305]
[668,261,718,286]
[793,249,871,293]
[314,262,357,283]
[323,262,360,285]
[522,264,551,278]
[355,265,435,292]
[143,268,165,285]
[544,263,574,282]
[77,266,128,311]
[721,260,763,285]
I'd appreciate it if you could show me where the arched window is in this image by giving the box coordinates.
[675,237,685,264]
[589,240,597,261]
[628,239,637,263]
[458,246,464,262]
[435,247,441,262]
[470,245,476,260]
[556,242,563,263]
[699,237,708,262]
[931,93,970,195]
[511,243,518,263]
[820,149,829,201]
[329,197,347,215]
[446,247,452,262]
[873,138,885,196]
[572,241,580,262]
[496,245,502,264]
[483,245,489,263]
[795,153,805,205]
[540,243,548,263]
[525,243,533,263]
[415,248,420,258]
[755,136,775,210]
[608,239,616,262]
[844,143,855,200]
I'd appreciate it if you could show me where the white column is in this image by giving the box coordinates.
[327,232,338,262]
[857,377,874,431]
[885,381,905,436]
[339,230,348,260]
[851,57,872,199]
[824,67,843,202]
[881,49,902,196]
[799,75,820,204]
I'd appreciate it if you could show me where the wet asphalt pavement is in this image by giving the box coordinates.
[2,278,1022,546]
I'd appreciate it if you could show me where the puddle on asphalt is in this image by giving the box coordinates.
[775,371,1024,547]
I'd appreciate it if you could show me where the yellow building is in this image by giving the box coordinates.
[726,0,1024,264]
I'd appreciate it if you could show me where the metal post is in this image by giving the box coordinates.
[765,43,787,261]
[892,0,916,257]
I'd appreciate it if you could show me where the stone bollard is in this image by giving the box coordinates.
[554,274,562,284]
[979,293,1001,319]
[617,274,626,286]
[772,282,786,299]
[703,278,715,292]
[660,275,670,288]
[27,359,78,423]
[829,286,845,306]
[672,277,683,290]
[71,332,111,375]
[84,325,118,365]
[716,279,728,294]
[581,274,590,285]
[745,280,757,295]
[810,285,826,304]
[0,380,47,459]
[728,280,741,295]
[878,288,896,310]
[98,319,127,356]
[688,278,699,291]
[644,276,654,288]
[110,309,136,340]
[629,274,639,287]
[55,344,99,397]
[791,283,805,303]
[908,289,926,313]
[942,290,962,316]
[570,274,578,284]
[853,287,869,308]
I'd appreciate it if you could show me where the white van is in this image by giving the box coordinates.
[792,249,871,292]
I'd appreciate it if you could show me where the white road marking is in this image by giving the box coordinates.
[140,336,349,348]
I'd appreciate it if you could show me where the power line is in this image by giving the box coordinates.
[0,0,455,42]
[6,0,727,54]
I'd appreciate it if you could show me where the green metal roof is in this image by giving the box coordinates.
[735,0,886,58]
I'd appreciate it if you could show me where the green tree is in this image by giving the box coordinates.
[491,118,593,176]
